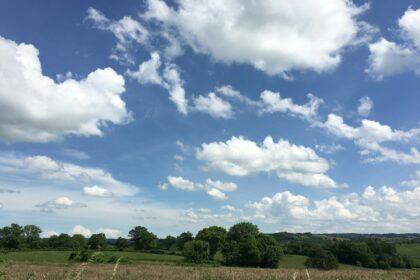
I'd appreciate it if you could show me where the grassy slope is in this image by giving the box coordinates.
[0,251,360,270]
[0,251,183,264]
[396,243,420,266]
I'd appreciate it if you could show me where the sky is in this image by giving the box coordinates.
[0,0,419,238]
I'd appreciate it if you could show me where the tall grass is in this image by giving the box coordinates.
[0,263,418,280]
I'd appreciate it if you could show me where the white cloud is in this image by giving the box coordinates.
[196,136,338,188]
[83,185,113,198]
[207,188,228,201]
[97,228,122,239]
[193,92,233,119]
[247,185,420,231]
[36,196,87,213]
[315,143,344,154]
[144,0,371,78]
[86,7,148,63]
[41,231,59,238]
[401,171,420,187]
[0,36,131,143]
[357,96,373,117]
[215,85,259,107]
[160,176,237,200]
[260,91,323,121]
[11,155,138,197]
[322,114,420,164]
[367,8,420,79]
[71,225,92,237]
[127,52,188,114]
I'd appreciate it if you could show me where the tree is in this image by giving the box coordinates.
[129,226,157,250]
[71,234,86,250]
[176,232,194,250]
[256,233,284,268]
[23,225,42,249]
[305,248,338,270]
[183,240,210,263]
[221,222,283,268]
[0,223,24,249]
[88,233,107,250]
[196,226,227,259]
[162,235,177,250]
[115,237,129,251]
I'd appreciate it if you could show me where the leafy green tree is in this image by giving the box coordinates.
[88,233,107,250]
[176,232,194,250]
[183,240,210,263]
[71,234,86,250]
[305,248,338,270]
[129,226,157,250]
[221,222,283,268]
[115,237,129,251]
[0,223,24,249]
[23,225,42,249]
[256,233,283,268]
[162,235,177,250]
[196,226,227,259]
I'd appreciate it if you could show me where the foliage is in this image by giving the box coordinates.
[196,226,227,259]
[305,248,338,270]
[183,240,210,263]
[221,222,283,268]
[176,232,194,250]
[162,235,177,250]
[115,237,129,251]
[88,233,107,250]
[129,226,158,250]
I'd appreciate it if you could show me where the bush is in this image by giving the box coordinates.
[183,240,210,263]
[305,248,338,270]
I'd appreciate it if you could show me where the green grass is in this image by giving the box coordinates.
[279,254,307,269]
[0,250,183,264]
[396,243,420,266]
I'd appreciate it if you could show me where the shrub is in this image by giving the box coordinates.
[305,248,338,270]
[183,240,210,263]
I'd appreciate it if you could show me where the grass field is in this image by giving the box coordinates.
[397,243,420,267]
[0,262,418,280]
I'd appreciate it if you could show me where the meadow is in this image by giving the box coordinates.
[0,250,419,279]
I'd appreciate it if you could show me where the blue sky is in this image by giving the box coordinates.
[0,0,419,238]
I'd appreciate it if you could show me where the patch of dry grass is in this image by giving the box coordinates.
[0,263,418,280]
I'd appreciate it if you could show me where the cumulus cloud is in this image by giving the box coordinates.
[196,136,338,188]
[260,91,323,121]
[0,36,131,143]
[160,176,237,200]
[127,52,188,114]
[322,114,420,164]
[83,185,113,197]
[36,196,87,213]
[71,225,92,237]
[357,96,373,117]
[247,185,420,231]
[367,8,420,79]
[193,92,233,119]
[143,0,371,78]
[86,7,148,63]
[23,155,137,196]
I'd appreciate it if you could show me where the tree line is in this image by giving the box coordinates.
[0,223,415,270]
